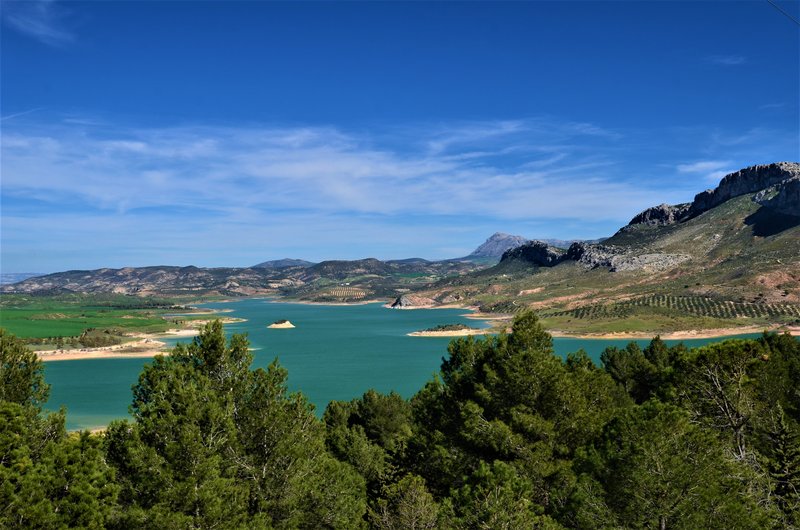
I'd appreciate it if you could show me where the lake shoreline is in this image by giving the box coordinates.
[36,316,246,362]
[407,328,494,337]
[547,326,800,340]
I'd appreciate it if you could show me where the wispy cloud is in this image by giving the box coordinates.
[677,160,735,184]
[677,160,731,173]
[0,107,45,122]
[1,116,795,269]
[0,118,669,224]
[706,55,747,66]
[1,0,75,46]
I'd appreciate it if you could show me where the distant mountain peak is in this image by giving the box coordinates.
[252,258,315,269]
[468,233,529,258]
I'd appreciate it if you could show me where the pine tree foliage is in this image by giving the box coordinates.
[1,319,799,528]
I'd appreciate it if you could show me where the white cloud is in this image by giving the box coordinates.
[1,0,75,47]
[1,118,659,222]
[677,160,731,173]
[677,160,735,184]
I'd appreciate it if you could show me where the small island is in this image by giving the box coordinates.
[267,319,295,329]
[407,323,490,337]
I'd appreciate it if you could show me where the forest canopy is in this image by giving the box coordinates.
[1,316,799,528]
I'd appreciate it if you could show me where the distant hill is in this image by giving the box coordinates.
[0,266,293,297]
[253,258,315,269]
[1,258,486,302]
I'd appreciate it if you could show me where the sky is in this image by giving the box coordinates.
[1,1,798,273]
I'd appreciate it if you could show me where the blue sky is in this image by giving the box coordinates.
[1,1,798,272]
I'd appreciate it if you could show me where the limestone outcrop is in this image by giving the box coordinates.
[390,294,437,308]
[500,241,566,266]
[626,162,800,228]
[627,203,691,227]
[754,175,800,217]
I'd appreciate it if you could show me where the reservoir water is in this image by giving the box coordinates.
[44,299,760,430]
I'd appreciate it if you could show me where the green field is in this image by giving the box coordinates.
[0,293,203,342]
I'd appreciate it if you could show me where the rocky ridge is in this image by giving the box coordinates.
[500,241,689,273]
[754,175,800,217]
[626,162,800,228]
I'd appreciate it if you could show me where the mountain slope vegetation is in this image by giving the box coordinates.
[411,163,800,334]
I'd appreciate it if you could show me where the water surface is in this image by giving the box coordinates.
[44,300,760,430]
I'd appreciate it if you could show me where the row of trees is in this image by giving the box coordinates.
[2,315,799,528]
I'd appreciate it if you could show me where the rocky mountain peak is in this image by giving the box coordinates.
[627,162,800,228]
[689,162,800,217]
[468,232,530,258]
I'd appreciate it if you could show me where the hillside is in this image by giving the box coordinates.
[399,162,800,334]
[1,258,486,303]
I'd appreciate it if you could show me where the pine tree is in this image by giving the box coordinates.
[766,404,800,526]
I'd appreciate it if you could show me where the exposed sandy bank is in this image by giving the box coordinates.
[37,339,169,362]
[548,326,800,341]
[407,328,493,337]
[36,314,246,362]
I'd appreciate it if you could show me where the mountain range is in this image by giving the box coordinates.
[4,162,799,333]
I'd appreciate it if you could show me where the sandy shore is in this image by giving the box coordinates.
[37,339,170,362]
[408,328,494,337]
[153,328,199,338]
[548,326,800,340]
[36,315,248,362]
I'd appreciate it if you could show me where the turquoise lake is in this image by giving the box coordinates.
[44,299,760,430]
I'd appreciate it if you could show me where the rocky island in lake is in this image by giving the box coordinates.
[408,323,490,337]
[268,319,295,329]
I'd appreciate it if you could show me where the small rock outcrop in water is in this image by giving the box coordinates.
[268,319,295,329]
[390,294,437,308]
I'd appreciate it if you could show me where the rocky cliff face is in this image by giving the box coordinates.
[500,240,566,266]
[626,162,800,228]
[627,203,691,227]
[754,175,800,217]
[500,240,690,273]
[390,294,437,308]
[689,162,800,217]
